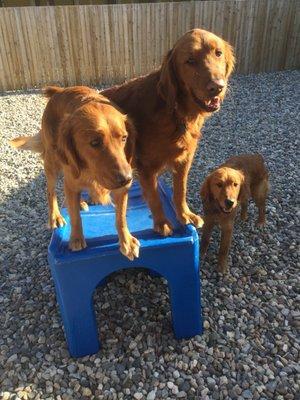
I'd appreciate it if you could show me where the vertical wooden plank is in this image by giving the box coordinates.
[0,1,299,91]
[284,0,300,70]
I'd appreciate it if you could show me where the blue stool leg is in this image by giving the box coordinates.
[54,282,100,358]
[167,261,202,339]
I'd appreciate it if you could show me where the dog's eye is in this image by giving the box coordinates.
[186,57,196,65]
[216,183,222,188]
[121,135,127,143]
[216,50,223,57]
[90,138,102,148]
[233,183,238,187]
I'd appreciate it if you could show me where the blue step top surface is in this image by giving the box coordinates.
[49,179,198,262]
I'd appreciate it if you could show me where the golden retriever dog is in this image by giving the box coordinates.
[200,154,269,273]
[10,86,140,260]
[102,29,235,236]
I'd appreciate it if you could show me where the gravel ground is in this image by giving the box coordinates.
[0,70,299,400]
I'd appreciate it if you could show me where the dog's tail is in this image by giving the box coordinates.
[43,86,64,98]
[10,131,43,154]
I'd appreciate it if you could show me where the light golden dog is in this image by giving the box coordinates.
[10,86,140,260]
[200,154,269,273]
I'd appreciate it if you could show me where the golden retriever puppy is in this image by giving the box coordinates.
[200,154,269,273]
[102,29,235,236]
[10,86,140,260]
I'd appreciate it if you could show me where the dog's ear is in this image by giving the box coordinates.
[57,116,86,179]
[224,41,235,78]
[238,172,250,203]
[157,49,179,112]
[124,115,136,164]
[200,175,212,202]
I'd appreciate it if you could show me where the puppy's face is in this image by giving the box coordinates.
[203,167,244,213]
[60,102,134,190]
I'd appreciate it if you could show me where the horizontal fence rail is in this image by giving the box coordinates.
[0,0,299,91]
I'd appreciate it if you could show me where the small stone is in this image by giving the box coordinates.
[242,389,253,398]
[129,341,138,350]
[173,370,180,379]
[220,376,228,385]
[7,354,18,363]
[82,387,92,397]
[203,320,210,329]
[147,390,156,400]
[134,393,143,400]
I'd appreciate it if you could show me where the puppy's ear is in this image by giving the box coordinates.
[157,49,179,112]
[238,172,250,203]
[124,115,136,164]
[200,176,212,202]
[224,41,235,78]
[57,116,86,179]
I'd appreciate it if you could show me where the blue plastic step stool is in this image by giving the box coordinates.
[48,180,202,357]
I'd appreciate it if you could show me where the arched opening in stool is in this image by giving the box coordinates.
[92,268,173,351]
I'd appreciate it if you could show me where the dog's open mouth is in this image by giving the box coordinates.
[217,203,233,214]
[221,207,232,214]
[191,92,221,112]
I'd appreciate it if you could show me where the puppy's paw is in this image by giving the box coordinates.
[120,235,140,261]
[154,219,173,236]
[69,236,87,251]
[217,262,229,274]
[48,213,67,229]
[177,211,204,228]
[256,218,266,228]
[80,200,89,212]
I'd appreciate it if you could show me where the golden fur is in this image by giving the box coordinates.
[200,154,269,273]
[10,86,140,260]
[102,29,235,236]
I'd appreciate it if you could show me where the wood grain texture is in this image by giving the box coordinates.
[0,0,299,91]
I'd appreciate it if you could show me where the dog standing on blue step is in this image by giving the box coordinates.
[200,154,269,273]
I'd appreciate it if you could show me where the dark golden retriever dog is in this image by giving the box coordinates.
[10,86,140,260]
[102,28,235,236]
[200,154,269,273]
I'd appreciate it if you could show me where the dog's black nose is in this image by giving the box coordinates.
[116,172,133,187]
[207,79,225,95]
[225,199,234,209]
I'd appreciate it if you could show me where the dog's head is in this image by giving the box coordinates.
[201,167,248,214]
[158,28,235,113]
[58,100,136,190]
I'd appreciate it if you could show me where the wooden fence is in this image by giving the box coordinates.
[0,0,299,91]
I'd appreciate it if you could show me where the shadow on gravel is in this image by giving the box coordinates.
[0,172,183,393]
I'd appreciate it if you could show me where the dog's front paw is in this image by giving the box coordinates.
[177,211,204,228]
[80,200,89,212]
[48,213,67,229]
[154,219,173,236]
[120,235,140,261]
[69,236,87,251]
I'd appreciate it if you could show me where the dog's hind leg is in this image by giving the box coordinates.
[253,179,269,227]
[240,200,248,221]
